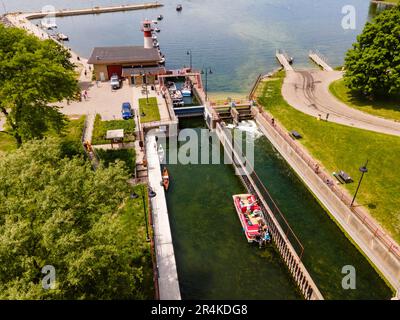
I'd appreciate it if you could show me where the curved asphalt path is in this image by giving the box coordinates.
[282,70,400,137]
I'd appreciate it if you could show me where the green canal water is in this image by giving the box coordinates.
[165,118,301,300]
[165,118,392,300]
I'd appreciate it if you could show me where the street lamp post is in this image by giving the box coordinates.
[201,68,213,102]
[350,160,369,207]
[186,50,192,70]
[131,186,157,242]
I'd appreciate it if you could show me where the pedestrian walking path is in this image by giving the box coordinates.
[82,113,95,143]
[146,134,181,300]
[282,69,400,136]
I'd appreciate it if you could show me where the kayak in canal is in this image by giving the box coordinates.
[162,167,170,191]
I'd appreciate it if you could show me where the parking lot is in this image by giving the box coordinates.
[60,79,133,121]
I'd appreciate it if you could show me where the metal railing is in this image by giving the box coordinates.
[255,104,400,260]
[216,123,323,300]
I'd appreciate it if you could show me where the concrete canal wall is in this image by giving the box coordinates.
[252,108,400,294]
[146,134,181,300]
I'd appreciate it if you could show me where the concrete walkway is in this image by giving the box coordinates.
[146,134,181,300]
[253,108,400,294]
[82,114,95,143]
[282,70,400,136]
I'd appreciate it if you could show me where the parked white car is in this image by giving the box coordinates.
[110,75,121,90]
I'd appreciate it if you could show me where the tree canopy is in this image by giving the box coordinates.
[344,5,400,98]
[0,25,79,146]
[0,138,152,299]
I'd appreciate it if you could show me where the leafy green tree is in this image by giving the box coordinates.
[344,5,400,98]
[0,25,79,146]
[0,138,152,299]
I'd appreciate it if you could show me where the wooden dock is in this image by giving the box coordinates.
[276,50,294,71]
[13,2,163,19]
[309,50,333,71]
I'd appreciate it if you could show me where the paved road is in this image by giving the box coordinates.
[282,70,400,136]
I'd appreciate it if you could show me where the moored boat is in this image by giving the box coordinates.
[181,79,192,97]
[176,4,183,11]
[159,56,166,65]
[57,33,69,41]
[162,167,170,191]
[232,194,271,246]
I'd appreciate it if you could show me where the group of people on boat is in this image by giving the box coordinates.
[234,194,272,248]
[256,222,271,249]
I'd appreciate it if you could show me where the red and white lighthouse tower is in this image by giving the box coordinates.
[142,20,153,49]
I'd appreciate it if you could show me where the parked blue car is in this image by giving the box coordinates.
[121,102,133,120]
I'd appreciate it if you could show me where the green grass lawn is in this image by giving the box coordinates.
[0,132,17,154]
[257,71,400,243]
[96,148,136,175]
[92,114,136,145]
[139,97,161,123]
[57,116,86,157]
[330,79,400,121]
[119,184,154,299]
[0,116,85,156]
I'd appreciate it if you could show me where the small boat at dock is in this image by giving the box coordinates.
[157,14,164,21]
[159,55,166,65]
[158,144,165,163]
[56,33,69,41]
[40,21,57,30]
[154,27,161,33]
[162,167,170,191]
[232,194,271,246]
[181,79,192,97]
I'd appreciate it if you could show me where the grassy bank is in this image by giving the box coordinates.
[96,148,136,175]
[330,79,400,121]
[0,132,17,154]
[257,71,400,243]
[92,114,135,145]
[139,97,161,123]
[0,116,85,156]
[120,184,154,299]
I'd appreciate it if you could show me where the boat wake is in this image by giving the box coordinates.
[227,120,263,140]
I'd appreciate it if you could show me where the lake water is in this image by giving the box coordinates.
[2,0,379,94]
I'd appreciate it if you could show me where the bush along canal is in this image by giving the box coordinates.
[164,118,301,300]
[253,136,393,300]
[163,118,392,299]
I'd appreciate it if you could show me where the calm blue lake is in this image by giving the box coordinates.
[2,0,378,94]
